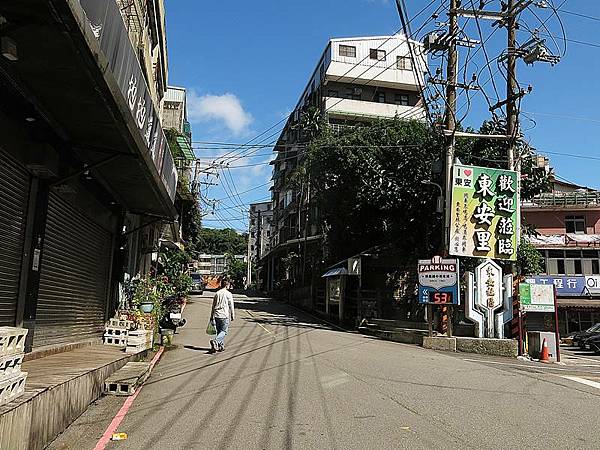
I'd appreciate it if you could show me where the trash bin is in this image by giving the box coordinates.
[527,331,557,361]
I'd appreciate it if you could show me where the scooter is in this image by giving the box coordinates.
[159,295,187,331]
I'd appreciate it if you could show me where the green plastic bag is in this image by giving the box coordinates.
[206,321,216,335]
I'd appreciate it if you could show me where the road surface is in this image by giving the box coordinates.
[49,293,600,450]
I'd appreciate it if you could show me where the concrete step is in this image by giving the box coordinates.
[0,353,24,379]
[104,361,151,395]
[0,372,27,407]
[0,328,28,358]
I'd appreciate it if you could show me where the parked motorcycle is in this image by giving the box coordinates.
[159,295,187,331]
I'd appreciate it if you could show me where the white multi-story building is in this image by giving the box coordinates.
[263,34,427,290]
[249,202,274,261]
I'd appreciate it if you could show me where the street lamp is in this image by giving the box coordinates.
[420,179,444,214]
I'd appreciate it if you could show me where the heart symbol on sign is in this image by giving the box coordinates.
[464,169,472,176]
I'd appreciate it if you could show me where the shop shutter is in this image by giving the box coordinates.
[0,151,30,326]
[34,192,112,347]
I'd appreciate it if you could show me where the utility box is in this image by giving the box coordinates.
[527,331,557,361]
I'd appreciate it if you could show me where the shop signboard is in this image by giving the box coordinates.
[525,276,586,297]
[450,164,519,261]
[519,283,555,312]
[584,276,600,296]
[417,256,459,304]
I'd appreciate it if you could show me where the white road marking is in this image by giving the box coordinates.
[562,376,600,390]
[461,358,600,374]
[321,373,350,388]
[245,309,273,335]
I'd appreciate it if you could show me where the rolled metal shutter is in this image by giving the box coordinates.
[0,152,30,326]
[34,192,112,347]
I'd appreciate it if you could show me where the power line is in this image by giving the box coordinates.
[558,8,600,23]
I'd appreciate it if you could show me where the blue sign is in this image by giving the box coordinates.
[525,276,586,297]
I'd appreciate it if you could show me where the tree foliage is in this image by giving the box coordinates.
[223,253,247,288]
[304,118,444,263]
[298,116,551,267]
[195,228,248,255]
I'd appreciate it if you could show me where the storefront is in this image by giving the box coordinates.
[0,0,177,351]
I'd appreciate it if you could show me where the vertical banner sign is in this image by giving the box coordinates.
[450,164,519,261]
[475,259,504,337]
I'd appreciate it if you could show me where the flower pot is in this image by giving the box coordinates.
[139,302,154,313]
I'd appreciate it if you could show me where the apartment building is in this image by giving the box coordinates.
[263,34,427,291]
[523,178,600,334]
[248,202,274,287]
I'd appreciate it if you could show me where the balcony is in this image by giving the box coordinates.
[526,234,600,248]
[326,60,425,91]
[324,97,426,121]
[523,191,600,210]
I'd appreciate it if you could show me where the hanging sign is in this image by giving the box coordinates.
[450,164,519,261]
[417,255,460,304]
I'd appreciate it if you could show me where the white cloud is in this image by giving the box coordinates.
[188,92,253,135]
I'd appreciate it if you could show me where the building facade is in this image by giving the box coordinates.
[523,179,600,334]
[0,0,176,351]
[262,34,426,292]
[248,202,273,287]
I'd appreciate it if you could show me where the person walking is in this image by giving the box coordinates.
[209,278,235,353]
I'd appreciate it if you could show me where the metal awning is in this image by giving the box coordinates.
[557,298,600,309]
[176,136,195,161]
[322,267,348,278]
[0,0,177,218]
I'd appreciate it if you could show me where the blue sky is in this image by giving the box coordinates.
[164,0,600,231]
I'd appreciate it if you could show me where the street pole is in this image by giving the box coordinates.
[441,0,459,335]
[443,0,459,254]
[553,284,561,362]
[246,211,252,288]
[506,0,518,172]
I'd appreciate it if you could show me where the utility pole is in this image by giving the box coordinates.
[440,0,459,337]
[443,0,459,255]
[506,0,518,172]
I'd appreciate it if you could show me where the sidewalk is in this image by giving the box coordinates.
[0,344,147,450]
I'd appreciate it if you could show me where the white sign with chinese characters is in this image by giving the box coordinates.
[475,259,504,337]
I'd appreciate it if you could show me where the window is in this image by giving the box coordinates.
[345,87,361,101]
[593,260,600,275]
[339,45,356,57]
[565,215,585,234]
[376,92,386,103]
[395,94,410,106]
[574,260,583,275]
[557,259,566,275]
[397,56,412,70]
[328,89,339,98]
[370,48,386,61]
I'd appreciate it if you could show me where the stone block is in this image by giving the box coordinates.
[103,335,127,347]
[0,354,24,379]
[423,336,457,352]
[104,362,150,395]
[456,337,518,357]
[0,372,27,407]
[0,328,28,358]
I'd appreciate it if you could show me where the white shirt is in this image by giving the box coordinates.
[211,288,235,320]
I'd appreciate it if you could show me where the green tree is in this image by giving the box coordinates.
[304,118,445,262]
[223,253,247,288]
[195,228,248,255]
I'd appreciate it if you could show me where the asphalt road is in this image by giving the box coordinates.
[49,293,600,450]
